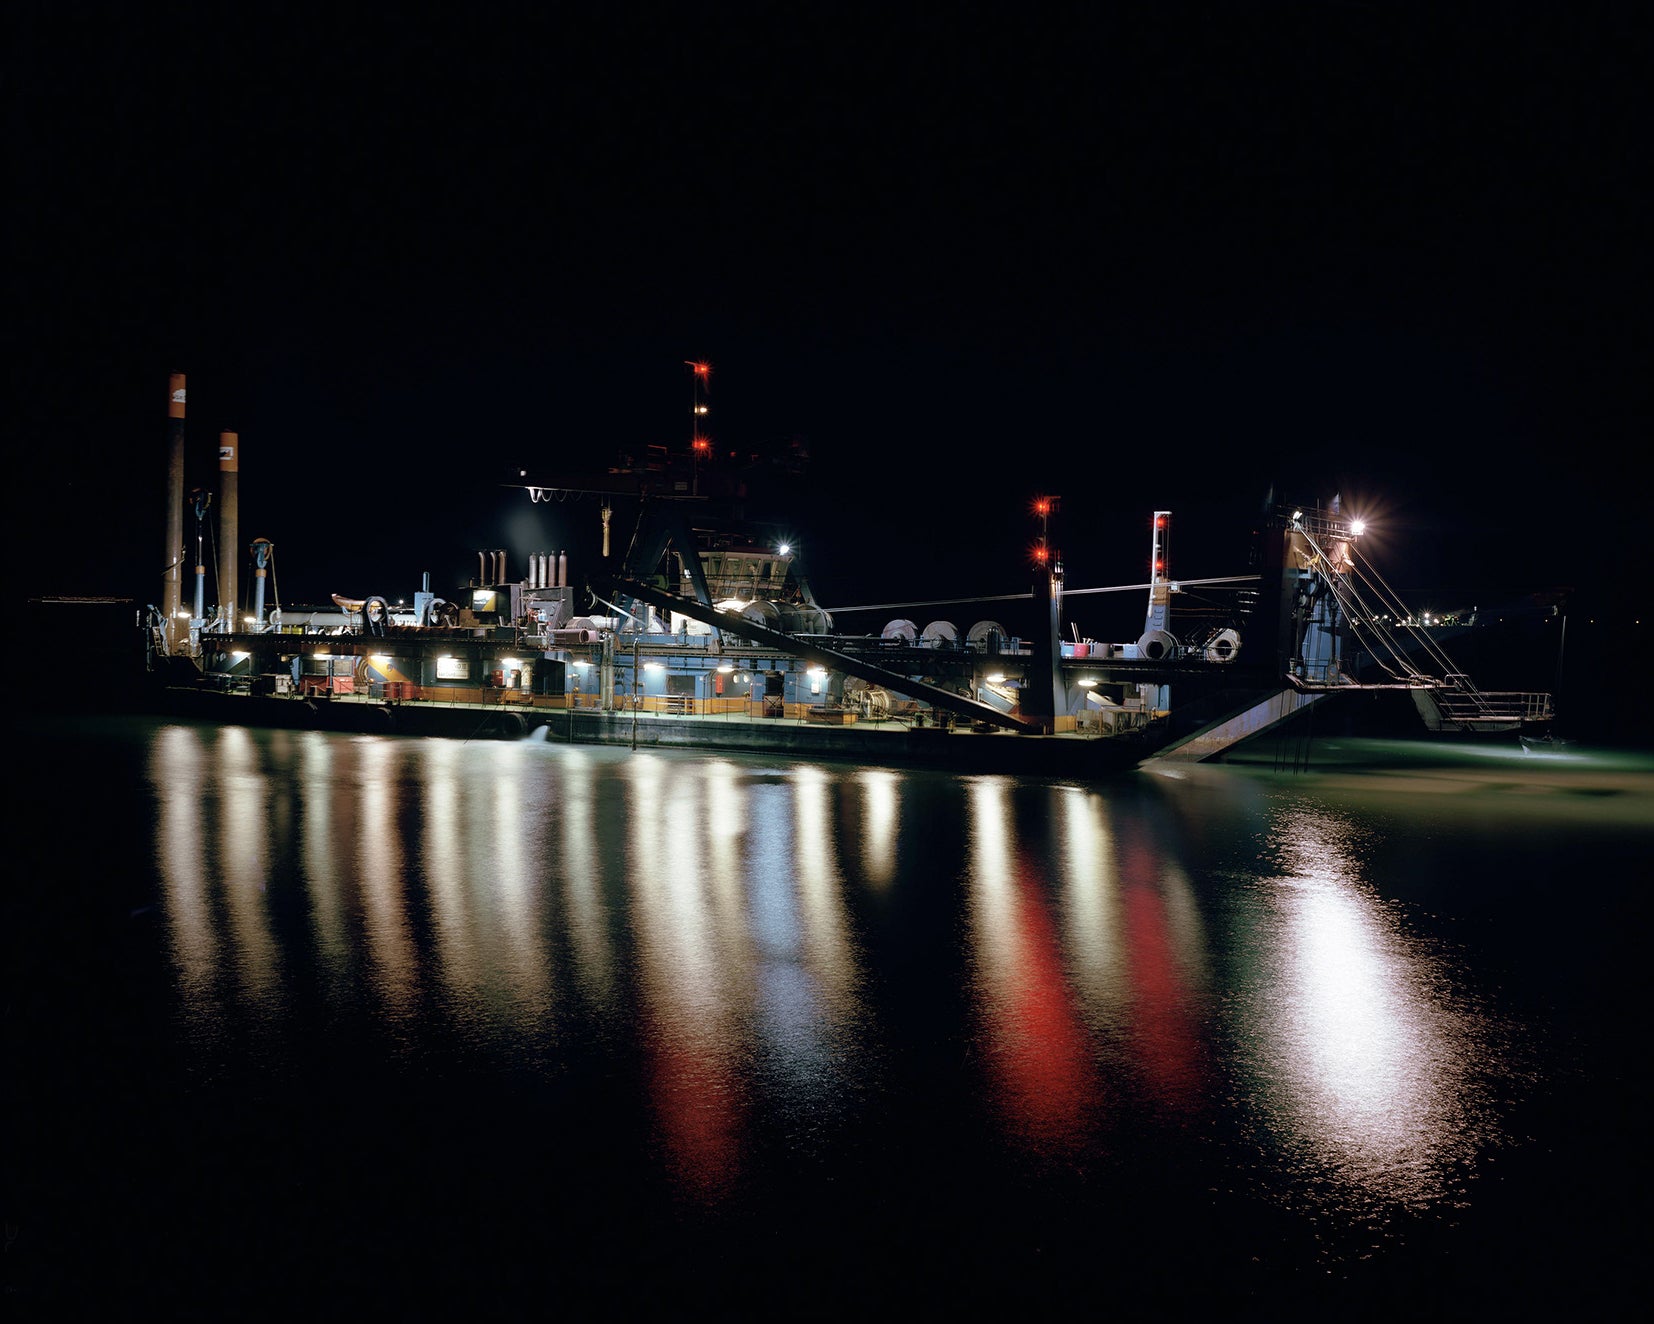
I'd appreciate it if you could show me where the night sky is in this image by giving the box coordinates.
[13,5,1648,641]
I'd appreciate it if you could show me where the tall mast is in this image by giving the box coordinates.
[686,359,710,495]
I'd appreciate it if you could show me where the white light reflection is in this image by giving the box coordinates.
[1238,803,1494,1214]
[411,742,559,1045]
[1056,786,1121,1025]
[152,726,220,1030]
[299,733,349,981]
[558,749,616,1006]
[627,756,869,1195]
[965,778,1096,1154]
[421,739,482,1000]
[488,741,552,1022]
[628,753,750,1196]
[354,738,420,1022]
[632,753,746,1034]
[1055,787,1212,1112]
[411,740,565,1054]
[705,758,747,925]
[214,726,282,1016]
[778,765,858,1057]
[856,769,900,888]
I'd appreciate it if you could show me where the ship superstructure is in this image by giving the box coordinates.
[101,365,1553,763]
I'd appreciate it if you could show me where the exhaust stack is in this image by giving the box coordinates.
[218,431,239,631]
[162,373,186,652]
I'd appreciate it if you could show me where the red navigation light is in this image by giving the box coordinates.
[1032,543,1049,565]
[1155,514,1167,529]
[692,436,710,454]
[691,361,711,378]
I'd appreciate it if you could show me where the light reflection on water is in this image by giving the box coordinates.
[1228,803,1497,1219]
[129,725,1654,1281]
[300,733,350,988]
[966,777,1101,1154]
[627,751,752,1193]
[354,738,420,1024]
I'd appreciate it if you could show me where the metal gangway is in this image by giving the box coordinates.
[1286,509,1552,732]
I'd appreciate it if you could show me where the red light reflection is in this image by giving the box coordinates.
[974,854,1097,1151]
[1117,830,1203,1106]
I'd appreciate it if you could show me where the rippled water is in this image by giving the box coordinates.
[9,718,1649,1316]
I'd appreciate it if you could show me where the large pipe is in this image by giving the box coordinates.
[250,537,273,626]
[218,431,239,631]
[162,372,186,652]
[191,487,210,627]
[557,550,568,588]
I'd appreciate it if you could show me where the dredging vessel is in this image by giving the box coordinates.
[33,369,1556,772]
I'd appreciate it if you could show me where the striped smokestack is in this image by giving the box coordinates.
[218,431,239,631]
[162,372,186,651]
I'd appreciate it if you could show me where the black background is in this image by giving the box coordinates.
[11,4,1648,646]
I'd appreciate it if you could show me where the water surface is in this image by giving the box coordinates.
[8,717,1648,1315]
